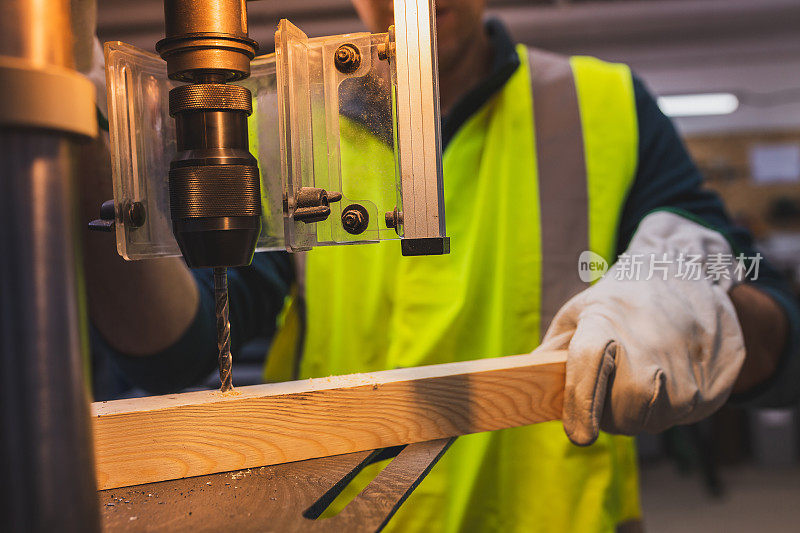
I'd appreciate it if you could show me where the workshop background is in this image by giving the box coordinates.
[96,0,800,531]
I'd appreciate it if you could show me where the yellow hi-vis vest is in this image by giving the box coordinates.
[297,45,640,532]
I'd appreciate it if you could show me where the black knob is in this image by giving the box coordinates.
[88,200,116,232]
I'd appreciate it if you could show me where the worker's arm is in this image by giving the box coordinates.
[616,75,800,406]
[78,42,293,394]
[538,76,800,445]
[730,283,787,394]
[75,38,201,359]
[79,133,293,393]
[77,134,201,357]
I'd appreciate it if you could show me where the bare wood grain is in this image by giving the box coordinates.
[92,350,566,490]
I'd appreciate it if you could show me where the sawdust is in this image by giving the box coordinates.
[230,469,251,480]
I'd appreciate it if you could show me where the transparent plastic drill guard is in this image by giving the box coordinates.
[105,41,280,259]
[104,15,444,259]
[275,20,401,251]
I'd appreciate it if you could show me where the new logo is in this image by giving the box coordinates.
[578,251,608,283]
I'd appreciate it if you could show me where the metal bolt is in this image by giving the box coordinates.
[341,204,370,235]
[343,211,364,232]
[125,201,146,228]
[385,208,403,230]
[334,44,361,74]
[377,30,395,61]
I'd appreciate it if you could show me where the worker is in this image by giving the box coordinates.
[79,0,800,531]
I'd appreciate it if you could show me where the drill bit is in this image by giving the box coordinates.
[214,267,233,392]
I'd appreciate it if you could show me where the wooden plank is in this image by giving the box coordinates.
[92,350,566,490]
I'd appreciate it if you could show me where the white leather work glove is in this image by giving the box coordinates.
[538,211,747,446]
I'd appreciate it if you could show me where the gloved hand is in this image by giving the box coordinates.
[538,211,746,446]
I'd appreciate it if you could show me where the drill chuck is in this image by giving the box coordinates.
[167,83,261,268]
[158,0,263,269]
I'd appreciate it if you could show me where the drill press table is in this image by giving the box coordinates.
[100,439,452,532]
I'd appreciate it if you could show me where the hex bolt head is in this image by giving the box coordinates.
[384,208,403,230]
[334,44,362,74]
[341,204,370,235]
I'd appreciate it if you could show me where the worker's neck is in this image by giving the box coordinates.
[437,27,493,117]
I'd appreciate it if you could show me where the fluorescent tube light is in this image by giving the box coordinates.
[657,93,740,118]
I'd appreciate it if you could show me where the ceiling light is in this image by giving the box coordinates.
[657,93,740,118]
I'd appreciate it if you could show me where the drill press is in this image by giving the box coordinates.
[157,0,261,391]
[95,0,449,391]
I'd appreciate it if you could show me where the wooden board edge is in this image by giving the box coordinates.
[93,350,566,490]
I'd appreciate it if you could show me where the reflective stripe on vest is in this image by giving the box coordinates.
[529,48,590,335]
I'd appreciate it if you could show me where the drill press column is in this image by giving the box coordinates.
[157,0,262,391]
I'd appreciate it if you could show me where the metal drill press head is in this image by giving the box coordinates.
[99,1,450,261]
[157,0,261,268]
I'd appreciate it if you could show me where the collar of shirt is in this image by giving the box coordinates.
[441,18,521,151]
